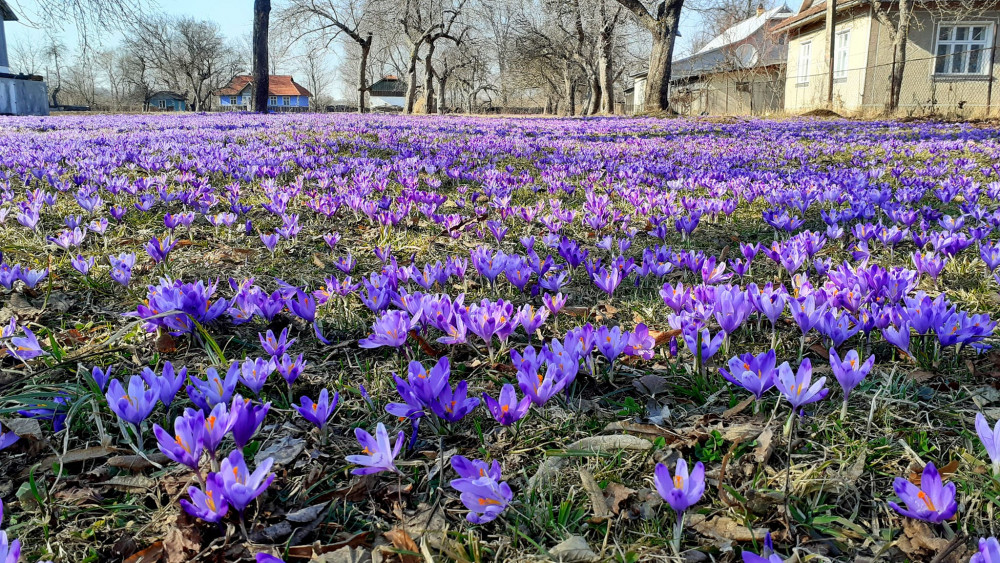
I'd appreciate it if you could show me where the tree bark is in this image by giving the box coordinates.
[615,0,684,113]
[886,0,911,113]
[587,70,602,115]
[359,34,372,113]
[437,73,448,114]
[252,0,271,114]
[423,41,437,114]
[405,43,420,114]
[600,32,615,114]
[562,62,576,116]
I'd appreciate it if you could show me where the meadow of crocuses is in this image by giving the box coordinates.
[1,113,1000,562]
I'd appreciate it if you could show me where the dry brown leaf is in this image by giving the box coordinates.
[633,374,669,396]
[104,475,156,491]
[753,427,775,464]
[54,487,103,505]
[604,482,636,515]
[579,469,609,520]
[649,328,681,346]
[42,446,122,468]
[689,514,768,542]
[312,254,327,268]
[383,528,421,563]
[907,369,936,384]
[563,306,591,319]
[909,459,959,485]
[163,513,201,563]
[723,396,755,418]
[316,475,377,503]
[124,541,164,563]
[895,519,966,563]
[155,331,177,354]
[286,532,371,559]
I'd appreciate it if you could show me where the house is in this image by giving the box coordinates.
[214,75,313,112]
[669,5,792,115]
[368,76,406,109]
[0,0,48,115]
[772,0,1000,115]
[624,71,648,114]
[148,91,188,111]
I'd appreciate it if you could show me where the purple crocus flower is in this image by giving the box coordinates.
[450,471,513,524]
[888,462,957,523]
[542,292,566,315]
[829,348,874,402]
[625,323,656,360]
[653,456,706,515]
[345,422,404,475]
[201,402,236,458]
[106,375,159,426]
[141,362,187,407]
[288,289,317,323]
[256,555,285,563]
[714,286,753,334]
[260,233,279,252]
[180,472,229,523]
[0,529,20,563]
[259,328,295,358]
[238,357,276,396]
[294,388,339,429]
[358,310,419,349]
[72,254,95,275]
[430,380,480,423]
[90,365,113,391]
[976,413,1000,476]
[0,428,19,452]
[153,410,205,470]
[109,253,136,287]
[972,537,1000,563]
[219,449,276,513]
[230,396,270,449]
[187,363,240,412]
[8,327,46,361]
[596,325,628,365]
[17,395,69,432]
[682,326,725,364]
[882,322,912,356]
[719,350,777,400]
[482,384,531,426]
[742,532,784,563]
[145,235,177,264]
[774,359,828,412]
[276,353,306,387]
[18,268,48,289]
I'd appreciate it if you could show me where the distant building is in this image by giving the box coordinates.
[148,91,188,111]
[369,76,407,109]
[214,75,313,112]
[670,5,791,115]
[0,0,49,116]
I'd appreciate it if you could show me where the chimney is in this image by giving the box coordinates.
[757,3,765,15]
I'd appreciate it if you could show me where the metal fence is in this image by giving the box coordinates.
[662,46,1000,118]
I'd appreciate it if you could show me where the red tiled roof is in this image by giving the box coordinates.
[215,75,313,97]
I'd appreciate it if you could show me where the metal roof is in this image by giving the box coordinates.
[0,0,18,21]
[694,6,791,55]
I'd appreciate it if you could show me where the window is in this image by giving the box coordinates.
[282,96,290,105]
[834,29,850,80]
[797,41,811,84]
[935,24,992,75]
[158,100,166,109]
[268,96,277,106]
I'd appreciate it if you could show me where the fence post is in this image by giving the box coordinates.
[987,28,998,117]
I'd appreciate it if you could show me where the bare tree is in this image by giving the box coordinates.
[298,40,335,107]
[397,0,467,114]
[253,0,271,113]
[12,0,147,39]
[614,0,685,112]
[43,37,65,107]
[8,38,46,75]
[280,0,379,112]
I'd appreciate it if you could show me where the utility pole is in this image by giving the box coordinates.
[826,0,836,105]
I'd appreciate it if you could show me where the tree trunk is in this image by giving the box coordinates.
[358,35,371,113]
[405,45,420,114]
[586,70,602,115]
[562,63,576,116]
[885,0,911,113]
[252,0,271,114]
[600,34,615,114]
[437,73,448,114]
[423,42,437,114]
[644,0,684,113]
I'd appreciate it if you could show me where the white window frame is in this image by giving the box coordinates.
[933,22,994,76]
[834,29,850,80]
[268,95,277,106]
[157,99,166,109]
[282,95,290,105]
[797,41,812,85]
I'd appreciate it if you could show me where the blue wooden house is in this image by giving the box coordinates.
[214,75,313,112]
[148,91,188,111]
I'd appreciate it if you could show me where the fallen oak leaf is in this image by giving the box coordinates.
[383,528,421,563]
[909,459,959,486]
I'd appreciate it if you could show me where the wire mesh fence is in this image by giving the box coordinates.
[663,45,1000,118]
